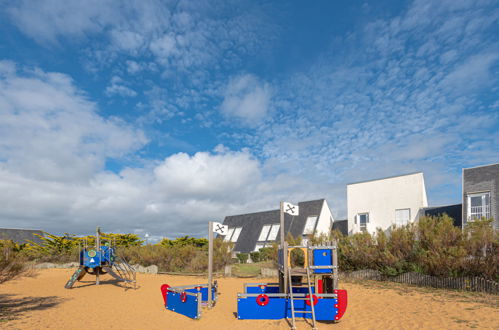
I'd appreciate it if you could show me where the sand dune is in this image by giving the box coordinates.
[0,269,497,329]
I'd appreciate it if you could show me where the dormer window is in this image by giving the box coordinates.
[254,224,280,251]
[303,216,318,235]
[224,227,242,242]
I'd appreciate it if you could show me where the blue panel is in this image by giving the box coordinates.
[278,249,284,267]
[313,249,333,274]
[314,298,338,321]
[286,298,338,321]
[245,285,280,294]
[166,291,200,319]
[238,296,338,321]
[185,287,216,302]
[83,250,101,268]
[238,297,288,319]
[100,246,112,264]
[244,284,314,294]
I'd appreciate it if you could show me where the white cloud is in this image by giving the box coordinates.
[238,0,499,213]
[105,76,137,97]
[5,0,274,74]
[6,0,118,44]
[0,63,328,237]
[440,53,499,93]
[221,74,271,125]
[149,34,178,61]
[0,63,146,182]
[154,148,261,199]
[126,60,142,74]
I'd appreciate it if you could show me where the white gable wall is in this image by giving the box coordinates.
[315,200,334,235]
[347,172,428,235]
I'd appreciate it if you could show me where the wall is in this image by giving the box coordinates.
[347,172,428,234]
[315,200,334,235]
[462,163,499,229]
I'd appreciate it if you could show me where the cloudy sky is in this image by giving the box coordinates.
[0,0,497,239]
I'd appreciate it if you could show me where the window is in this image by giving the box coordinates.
[258,225,272,241]
[257,224,280,243]
[467,192,491,221]
[223,228,235,242]
[395,209,411,226]
[231,227,242,242]
[303,216,318,235]
[358,213,369,232]
[267,224,280,240]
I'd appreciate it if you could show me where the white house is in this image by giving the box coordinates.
[347,172,428,234]
[222,199,336,253]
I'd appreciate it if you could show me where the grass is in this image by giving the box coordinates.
[231,261,274,277]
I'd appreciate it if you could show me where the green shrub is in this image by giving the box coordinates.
[259,245,278,262]
[327,215,496,279]
[0,240,31,284]
[249,252,260,263]
[236,253,249,264]
[160,236,208,248]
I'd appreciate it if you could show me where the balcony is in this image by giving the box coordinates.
[468,205,490,221]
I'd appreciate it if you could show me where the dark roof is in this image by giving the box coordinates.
[423,204,462,227]
[222,199,325,253]
[332,219,348,236]
[0,228,45,244]
[462,162,499,170]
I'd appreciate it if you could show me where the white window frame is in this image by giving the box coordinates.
[358,213,369,232]
[258,225,272,241]
[267,224,280,241]
[395,208,411,226]
[467,192,491,221]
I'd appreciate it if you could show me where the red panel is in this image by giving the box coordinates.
[317,279,323,293]
[160,284,170,306]
[334,289,348,321]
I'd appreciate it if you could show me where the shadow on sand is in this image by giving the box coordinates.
[71,278,137,290]
[0,293,64,322]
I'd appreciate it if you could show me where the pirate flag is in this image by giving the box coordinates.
[213,222,229,235]
[283,202,299,216]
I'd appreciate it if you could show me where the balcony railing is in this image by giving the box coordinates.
[469,205,491,221]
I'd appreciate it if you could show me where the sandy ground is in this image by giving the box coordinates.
[0,269,497,329]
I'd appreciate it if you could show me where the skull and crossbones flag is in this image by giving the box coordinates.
[283,202,299,216]
[213,222,229,235]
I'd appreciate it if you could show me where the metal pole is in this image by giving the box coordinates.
[208,221,214,308]
[333,239,338,289]
[280,201,288,294]
[96,227,100,285]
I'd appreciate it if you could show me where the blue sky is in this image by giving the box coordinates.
[0,0,498,239]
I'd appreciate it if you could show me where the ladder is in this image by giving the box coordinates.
[113,256,137,289]
[287,265,317,330]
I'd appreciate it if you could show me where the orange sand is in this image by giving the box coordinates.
[0,269,497,329]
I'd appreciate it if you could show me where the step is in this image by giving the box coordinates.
[292,311,313,314]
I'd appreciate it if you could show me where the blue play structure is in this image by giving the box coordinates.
[237,243,347,328]
[160,283,217,319]
[65,227,136,289]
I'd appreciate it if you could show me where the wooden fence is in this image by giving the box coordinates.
[340,270,498,294]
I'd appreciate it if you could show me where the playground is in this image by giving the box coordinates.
[0,268,497,329]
